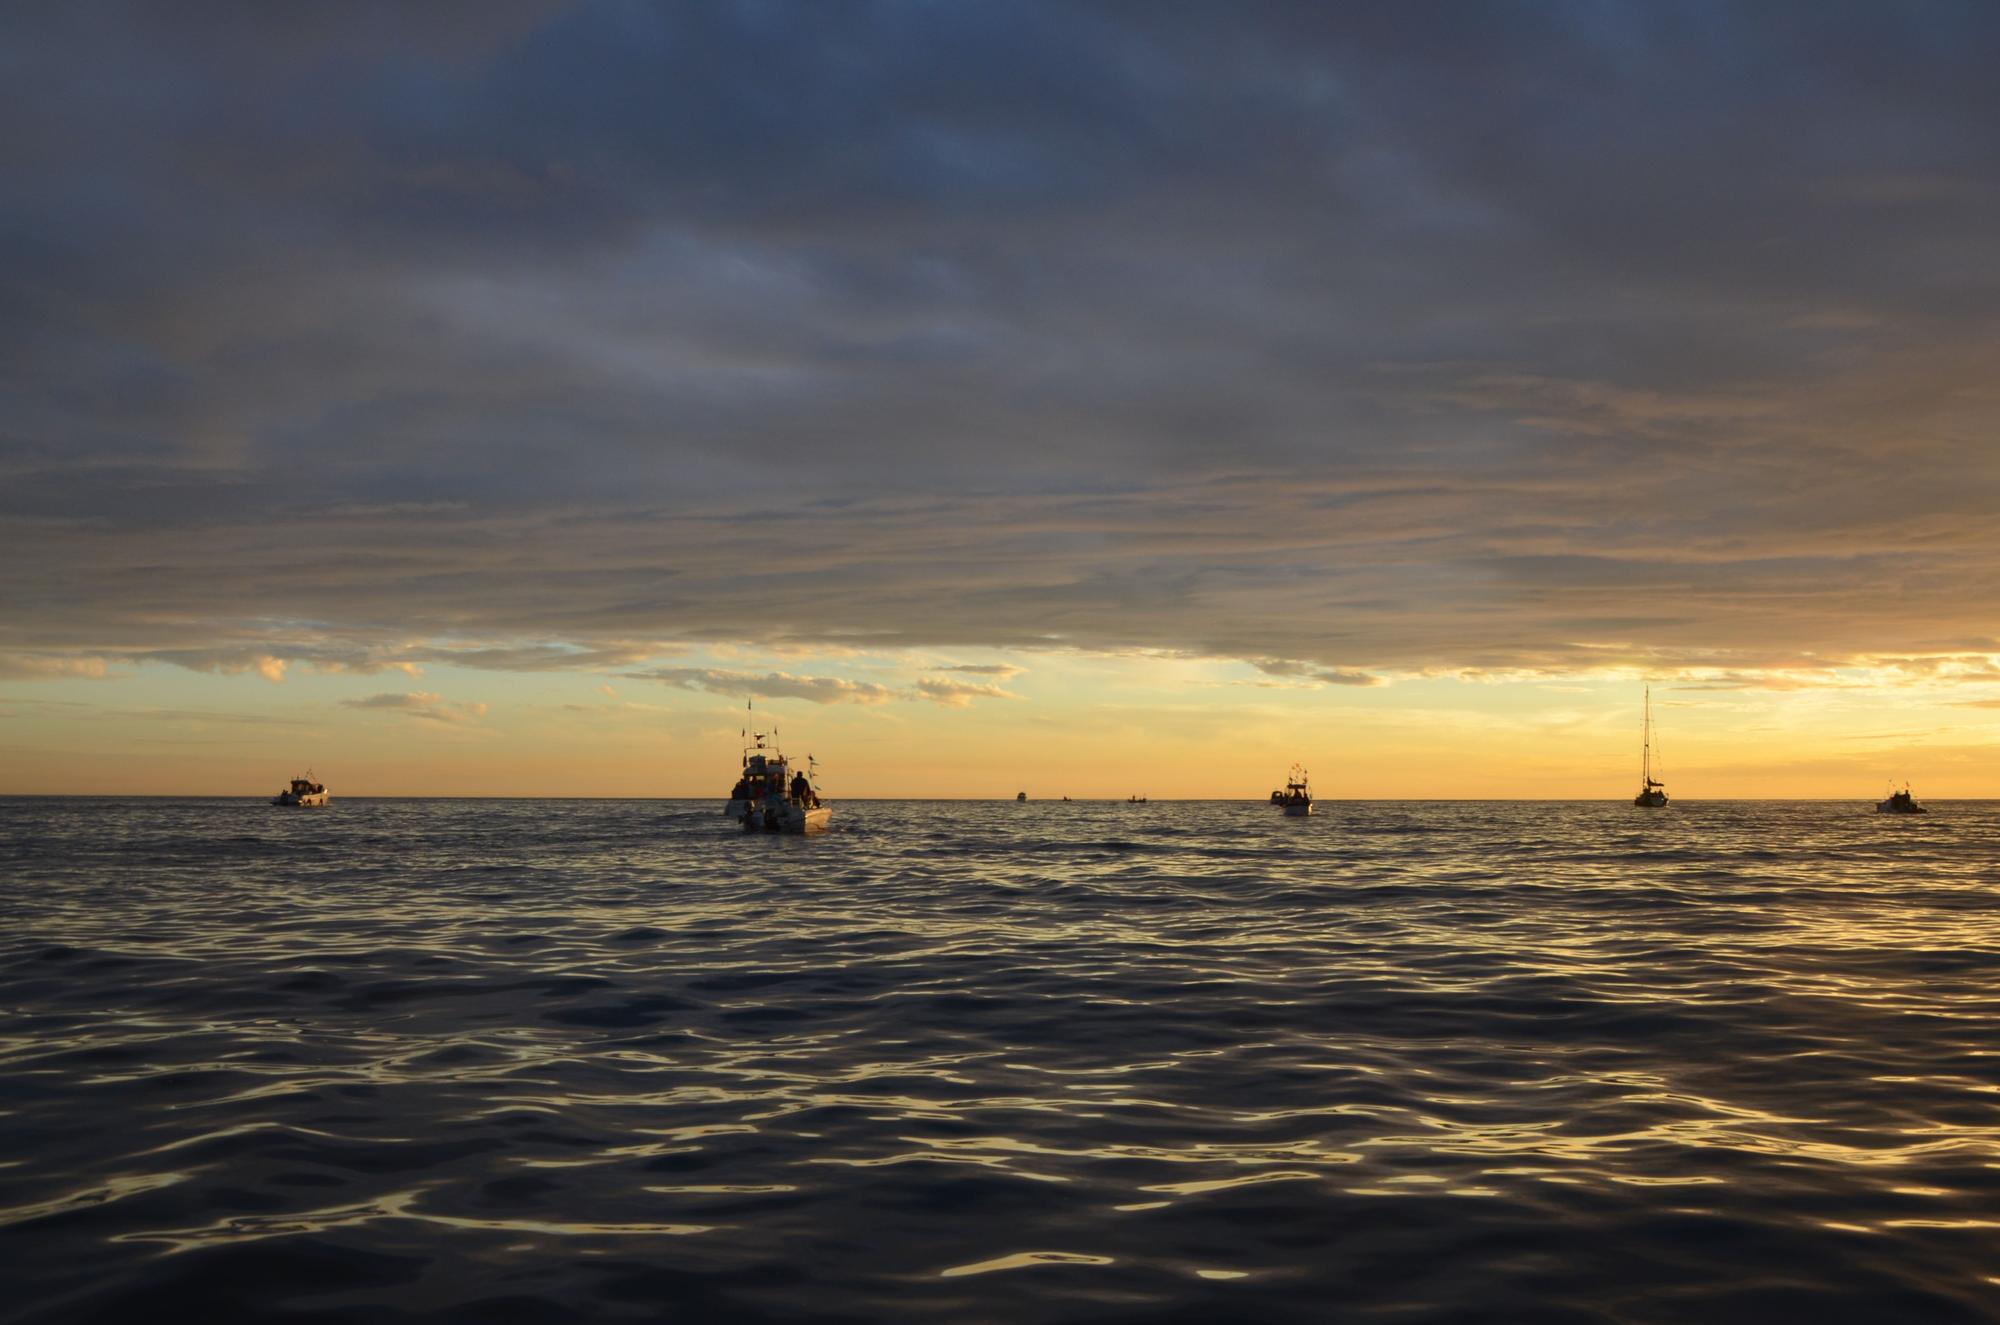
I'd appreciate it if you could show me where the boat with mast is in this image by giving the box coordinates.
[723,703,831,833]
[272,770,329,807]
[1275,763,1314,815]
[1634,686,1668,807]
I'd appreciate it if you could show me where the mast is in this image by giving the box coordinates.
[1641,685,1660,789]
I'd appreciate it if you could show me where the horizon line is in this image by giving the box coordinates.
[1,794,1989,804]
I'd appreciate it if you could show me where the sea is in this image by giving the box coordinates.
[3,797,1998,1324]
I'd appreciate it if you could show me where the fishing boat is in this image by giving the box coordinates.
[272,771,329,807]
[1276,764,1313,816]
[1634,686,1668,807]
[723,711,830,833]
[1128,794,1148,803]
[1016,791,1027,802]
[1877,783,1926,815]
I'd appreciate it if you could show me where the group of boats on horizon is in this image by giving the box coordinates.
[267,688,1936,823]
[1628,686,1925,814]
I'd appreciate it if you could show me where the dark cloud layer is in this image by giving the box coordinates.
[4,2,1998,682]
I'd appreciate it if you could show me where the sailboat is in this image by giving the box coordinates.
[1634,686,1668,807]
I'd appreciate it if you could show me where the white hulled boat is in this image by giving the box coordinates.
[1634,686,1668,807]
[1277,764,1314,816]
[723,715,830,833]
[272,771,329,807]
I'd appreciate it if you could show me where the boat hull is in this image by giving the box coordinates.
[1634,790,1668,807]
[1876,802,1926,814]
[1283,802,1314,816]
[272,793,329,807]
[738,802,832,833]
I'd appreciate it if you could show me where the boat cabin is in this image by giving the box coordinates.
[728,737,821,809]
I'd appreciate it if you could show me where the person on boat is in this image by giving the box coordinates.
[790,769,819,808]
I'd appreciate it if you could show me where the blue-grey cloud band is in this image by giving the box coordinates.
[3,3,1997,685]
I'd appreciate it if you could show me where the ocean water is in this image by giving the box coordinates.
[3,797,1999,1324]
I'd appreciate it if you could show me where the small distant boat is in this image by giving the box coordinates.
[1016,791,1027,802]
[272,771,329,807]
[1634,686,1668,807]
[1061,795,1071,802]
[1276,764,1313,815]
[723,708,831,833]
[1877,783,1927,815]
[1128,794,1148,804]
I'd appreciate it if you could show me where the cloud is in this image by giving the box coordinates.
[313,659,425,677]
[338,691,489,724]
[403,642,673,672]
[134,650,289,683]
[342,692,444,710]
[0,654,111,681]
[934,663,1026,679]
[630,667,900,706]
[628,666,1019,708]
[1251,659,1385,688]
[2,4,1998,691]
[1435,373,1780,440]
[912,677,1019,707]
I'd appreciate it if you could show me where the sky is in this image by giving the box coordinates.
[3,1,1999,797]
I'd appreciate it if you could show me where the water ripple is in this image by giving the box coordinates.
[3,796,2000,1322]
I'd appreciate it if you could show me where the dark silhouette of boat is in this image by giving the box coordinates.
[1634,686,1668,807]
[1877,784,1926,814]
[1275,764,1313,816]
[272,771,328,806]
[723,704,830,832]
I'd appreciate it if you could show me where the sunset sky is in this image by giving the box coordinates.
[4,3,1998,797]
